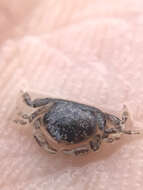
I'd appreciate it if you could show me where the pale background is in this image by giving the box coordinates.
[0,0,143,190]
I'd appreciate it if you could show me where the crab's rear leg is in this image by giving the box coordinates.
[63,146,90,156]
[23,92,54,108]
[89,135,102,152]
[14,100,54,125]
[33,118,57,154]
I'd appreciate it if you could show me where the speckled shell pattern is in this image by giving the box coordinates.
[43,100,106,144]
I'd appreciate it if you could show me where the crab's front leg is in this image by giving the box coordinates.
[103,105,140,143]
[105,105,128,130]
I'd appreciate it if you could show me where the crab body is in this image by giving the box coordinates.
[15,92,138,156]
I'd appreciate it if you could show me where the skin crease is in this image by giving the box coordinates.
[0,0,143,189]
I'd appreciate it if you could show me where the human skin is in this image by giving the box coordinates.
[0,0,143,190]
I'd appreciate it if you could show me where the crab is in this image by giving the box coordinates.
[15,92,140,156]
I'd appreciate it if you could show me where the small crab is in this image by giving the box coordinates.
[15,92,140,156]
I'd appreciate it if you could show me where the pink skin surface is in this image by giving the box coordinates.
[0,0,143,190]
